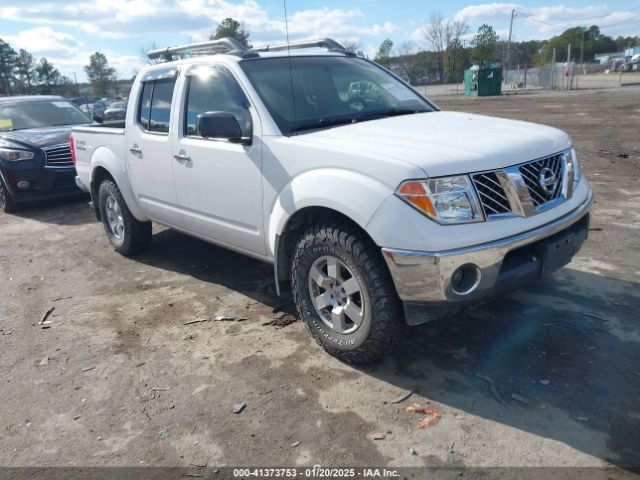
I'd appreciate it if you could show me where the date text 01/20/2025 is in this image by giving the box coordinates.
[232,467,400,478]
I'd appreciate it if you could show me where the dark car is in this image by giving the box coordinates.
[92,100,106,120]
[102,100,127,122]
[0,95,91,212]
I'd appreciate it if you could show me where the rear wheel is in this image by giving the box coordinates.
[291,220,406,364]
[98,179,151,256]
[0,178,17,213]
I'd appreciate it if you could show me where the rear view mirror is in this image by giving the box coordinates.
[196,111,250,145]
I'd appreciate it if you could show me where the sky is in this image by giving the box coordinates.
[1,0,639,81]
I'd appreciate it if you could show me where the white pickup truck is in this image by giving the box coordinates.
[72,38,592,363]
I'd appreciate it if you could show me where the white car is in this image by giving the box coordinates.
[71,38,593,363]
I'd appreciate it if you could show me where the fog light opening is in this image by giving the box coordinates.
[16,180,30,189]
[451,264,481,295]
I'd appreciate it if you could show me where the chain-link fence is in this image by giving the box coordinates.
[502,63,640,91]
[504,64,578,90]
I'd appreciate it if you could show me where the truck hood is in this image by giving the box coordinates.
[295,111,571,177]
[0,126,73,150]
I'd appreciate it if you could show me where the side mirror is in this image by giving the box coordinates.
[196,112,250,145]
[93,114,103,124]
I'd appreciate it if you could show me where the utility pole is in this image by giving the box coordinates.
[567,43,572,90]
[72,72,80,96]
[580,28,585,66]
[505,8,515,76]
[551,47,556,88]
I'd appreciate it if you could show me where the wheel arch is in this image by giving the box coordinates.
[90,166,111,220]
[274,206,383,296]
[89,151,148,222]
[268,169,394,296]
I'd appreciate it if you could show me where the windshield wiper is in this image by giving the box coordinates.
[289,117,357,134]
[355,108,428,122]
[289,108,429,134]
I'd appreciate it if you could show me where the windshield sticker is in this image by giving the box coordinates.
[380,83,416,102]
[52,101,73,108]
[0,118,13,129]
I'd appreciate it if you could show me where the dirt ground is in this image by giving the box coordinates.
[1,87,639,477]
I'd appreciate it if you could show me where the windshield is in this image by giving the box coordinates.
[0,100,91,132]
[240,56,434,135]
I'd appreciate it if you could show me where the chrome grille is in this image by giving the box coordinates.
[43,144,73,168]
[471,171,511,217]
[519,154,563,206]
[470,152,568,220]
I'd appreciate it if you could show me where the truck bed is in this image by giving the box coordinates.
[72,124,126,196]
[73,122,125,134]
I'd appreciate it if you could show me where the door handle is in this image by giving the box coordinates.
[129,146,142,155]
[173,153,191,162]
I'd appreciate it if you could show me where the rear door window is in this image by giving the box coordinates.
[138,82,153,130]
[149,80,175,133]
[137,78,176,133]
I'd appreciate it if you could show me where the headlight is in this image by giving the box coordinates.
[0,148,34,161]
[570,148,581,187]
[396,175,483,224]
[562,148,581,194]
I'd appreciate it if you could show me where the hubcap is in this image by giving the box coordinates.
[105,194,125,240]
[308,255,365,335]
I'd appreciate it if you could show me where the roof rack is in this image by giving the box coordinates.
[146,37,350,62]
[146,38,252,61]
[254,38,350,54]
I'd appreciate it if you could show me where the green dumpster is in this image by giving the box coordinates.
[464,67,502,96]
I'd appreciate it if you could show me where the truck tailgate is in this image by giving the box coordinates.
[71,125,125,191]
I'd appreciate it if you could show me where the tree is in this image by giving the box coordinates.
[395,42,424,84]
[211,17,251,49]
[615,35,640,52]
[472,24,499,67]
[529,41,550,67]
[374,39,393,67]
[15,49,36,94]
[341,39,365,58]
[0,39,18,95]
[443,20,469,81]
[84,52,117,97]
[36,58,60,94]
[422,13,446,80]
[138,42,161,65]
[547,26,617,63]
[422,13,469,82]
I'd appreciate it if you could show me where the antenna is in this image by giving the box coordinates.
[283,0,297,132]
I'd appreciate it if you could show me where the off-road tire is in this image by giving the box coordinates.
[98,179,151,256]
[291,220,406,364]
[0,178,17,213]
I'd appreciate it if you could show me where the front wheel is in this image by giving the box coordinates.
[291,221,406,364]
[98,179,151,256]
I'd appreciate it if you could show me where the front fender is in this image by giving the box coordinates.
[90,146,148,222]
[267,168,392,256]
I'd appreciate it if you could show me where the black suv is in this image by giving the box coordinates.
[0,95,91,212]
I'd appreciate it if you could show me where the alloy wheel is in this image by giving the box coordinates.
[104,194,125,240]
[308,255,365,334]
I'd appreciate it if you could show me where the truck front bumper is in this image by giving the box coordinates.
[382,191,593,325]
